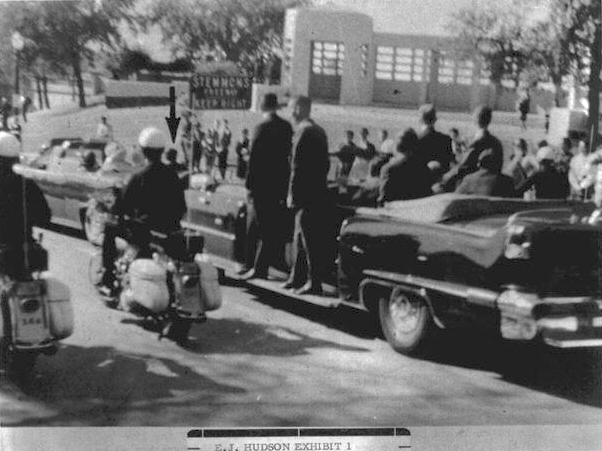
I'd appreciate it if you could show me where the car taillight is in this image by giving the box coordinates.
[505,225,531,260]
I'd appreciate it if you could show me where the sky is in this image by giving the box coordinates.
[313,0,517,35]
[133,0,541,60]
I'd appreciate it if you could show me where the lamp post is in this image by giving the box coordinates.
[11,31,24,98]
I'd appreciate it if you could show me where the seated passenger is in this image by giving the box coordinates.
[49,142,69,170]
[81,151,99,172]
[516,148,570,200]
[100,143,133,174]
[504,138,528,188]
[439,106,503,192]
[165,148,187,172]
[378,128,432,204]
[455,149,516,197]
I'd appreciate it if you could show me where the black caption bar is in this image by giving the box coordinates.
[188,428,411,438]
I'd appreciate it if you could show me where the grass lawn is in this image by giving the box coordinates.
[20,95,549,168]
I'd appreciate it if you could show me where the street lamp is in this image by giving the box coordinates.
[11,31,24,98]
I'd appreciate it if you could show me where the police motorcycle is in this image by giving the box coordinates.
[0,132,74,381]
[87,126,221,344]
[88,216,221,344]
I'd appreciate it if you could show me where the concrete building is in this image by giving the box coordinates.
[281,7,553,112]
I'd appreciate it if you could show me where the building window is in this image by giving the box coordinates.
[480,68,491,85]
[435,51,454,84]
[311,41,345,76]
[360,44,369,77]
[456,59,474,85]
[376,46,429,82]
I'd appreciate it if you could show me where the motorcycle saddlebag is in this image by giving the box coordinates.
[172,262,204,317]
[128,259,169,313]
[194,255,222,311]
[45,276,74,340]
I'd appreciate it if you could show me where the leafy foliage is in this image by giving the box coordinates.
[448,1,529,87]
[550,0,601,143]
[0,0,135,106]
[143,0,308,63]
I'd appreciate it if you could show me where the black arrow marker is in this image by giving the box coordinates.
[165,86,181,144]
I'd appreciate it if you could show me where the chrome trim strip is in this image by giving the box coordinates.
[543,338,602,348]
[362,270,499,308]
[181,221,235,240]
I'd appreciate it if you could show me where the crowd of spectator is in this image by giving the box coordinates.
[329,104,602,206]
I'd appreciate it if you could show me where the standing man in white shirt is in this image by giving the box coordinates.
[96,116,114,141]
[569,139,593,199]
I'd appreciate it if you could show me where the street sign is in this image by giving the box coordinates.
[189,74,252,110]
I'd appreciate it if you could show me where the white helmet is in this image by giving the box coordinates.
[0,131,20,158]
[138,127,167,149]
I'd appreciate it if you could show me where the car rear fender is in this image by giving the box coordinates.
[359,269,500,329]
[359,277,445,329]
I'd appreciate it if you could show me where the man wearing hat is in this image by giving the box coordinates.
[240,93,293,280]
[0,131,50,278]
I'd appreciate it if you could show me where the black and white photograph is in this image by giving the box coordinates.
[0,0,601,449]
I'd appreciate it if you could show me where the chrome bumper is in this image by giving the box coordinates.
[498,289,602,348]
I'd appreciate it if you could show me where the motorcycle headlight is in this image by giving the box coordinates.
[505,225,531,260]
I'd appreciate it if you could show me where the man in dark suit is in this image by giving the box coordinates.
[416,105,454,183]
[455,149,516,197]
[378,128,432,203]
[439,106,504,192]
[240,93,293,280]
[282,96,329,295]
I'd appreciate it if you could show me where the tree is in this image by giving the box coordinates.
[0,0,135,108]
[448,1,530,107]
[520,20,572,106]
[144,0,307,64]
[551,0,601,147]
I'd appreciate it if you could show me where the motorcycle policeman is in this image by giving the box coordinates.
[0,131,50,279]
[99,127,187,295]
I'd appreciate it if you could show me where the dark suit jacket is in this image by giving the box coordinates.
[517,168,570,200]
[455,169,517,198]
[417,126,454,176]
[245,113,293,202]
[378,154,432,203]
[441,129,504,191]
[288,119,329,209]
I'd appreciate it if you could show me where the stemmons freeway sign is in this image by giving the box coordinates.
[189,74,252,110]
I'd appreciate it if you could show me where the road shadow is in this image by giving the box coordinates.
[181,316,369,355]
[2,344,245,426]
[244,286,381,340]
[421,330,602,409]
[247,285,601,409]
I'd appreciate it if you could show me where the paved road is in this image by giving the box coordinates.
[1,228,601,428]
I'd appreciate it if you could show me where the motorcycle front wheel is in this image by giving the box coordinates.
[1,338,37,383]
[88,251,104,287]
